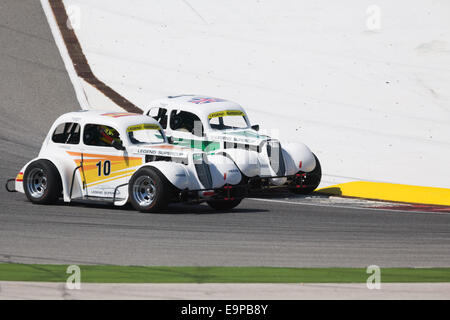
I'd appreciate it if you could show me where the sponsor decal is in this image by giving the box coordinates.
[208,110,245,119]
[210,134,258,144]
[189,97,225,104]
[136,148,185,157]
[101,112,139,118]
[126,123,161,132]
[90,188,120,197]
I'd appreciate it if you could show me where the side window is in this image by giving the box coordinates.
[83,124,122,147]
[170,110,203,135]
[52,122,80,144]
[148,107,168,129]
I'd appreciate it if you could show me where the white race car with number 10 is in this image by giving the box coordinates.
[5,110,246,212]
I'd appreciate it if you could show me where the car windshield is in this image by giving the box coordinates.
[208,110,248,130]
[127,124,165,144]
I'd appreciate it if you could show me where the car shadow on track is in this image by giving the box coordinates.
[249,189,333,200]
[48,199,269,215]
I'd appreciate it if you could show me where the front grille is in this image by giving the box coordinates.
[266,140,285,176]
[194,153,213,189]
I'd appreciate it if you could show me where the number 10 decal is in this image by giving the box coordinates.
[96,160,111,176]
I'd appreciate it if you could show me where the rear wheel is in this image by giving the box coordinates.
[207,199,242,211]
[24,160,62,204]
[289,154,322,195]
[128,167,171,213]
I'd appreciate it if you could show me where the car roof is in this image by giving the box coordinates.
[149,95,246,117]
[55,110,161,130]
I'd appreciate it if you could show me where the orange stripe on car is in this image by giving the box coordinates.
[66,151,143,186]
[66,151,142,162]
[86,170,135,187]
[101,112,139,118]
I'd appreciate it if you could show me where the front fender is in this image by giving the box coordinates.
[217,149,260,177]
[282,142,316,175]
[208,154,242,187]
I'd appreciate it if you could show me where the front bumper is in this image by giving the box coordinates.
[178,183,248,203]
[177,171,320,203]
[247,172,318,192]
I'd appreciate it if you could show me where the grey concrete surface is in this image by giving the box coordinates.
[1,282,449,300]
[0,0,78,180]
[0,0,449,269]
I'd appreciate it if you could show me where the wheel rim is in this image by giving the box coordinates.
[26,168,48,198]
[132,175,156,207]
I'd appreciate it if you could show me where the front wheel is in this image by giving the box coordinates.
[289,154,322,195]
[128,167,172,213]
[207,199,242,211]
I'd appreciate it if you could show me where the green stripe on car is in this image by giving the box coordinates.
[172,137,221,152]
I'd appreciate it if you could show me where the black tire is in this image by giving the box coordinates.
[24,160,62,204]
[207,199,242,211]
[289,154,322,195]
[128,167,172,213]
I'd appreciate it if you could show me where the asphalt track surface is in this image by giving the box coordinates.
[0,0,449,268]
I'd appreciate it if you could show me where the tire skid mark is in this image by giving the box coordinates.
[373,204,450,213]
[47,0,142,113]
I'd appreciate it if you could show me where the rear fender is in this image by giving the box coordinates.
[14,163,29,194]
[15,157,81,202]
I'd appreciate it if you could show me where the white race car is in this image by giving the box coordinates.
[144,95,321,194]
[5,111,246,212]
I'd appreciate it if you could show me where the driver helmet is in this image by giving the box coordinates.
[99,125,120,146]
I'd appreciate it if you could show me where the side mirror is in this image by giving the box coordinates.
[167,136,174,144]
[251,124,260,131]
